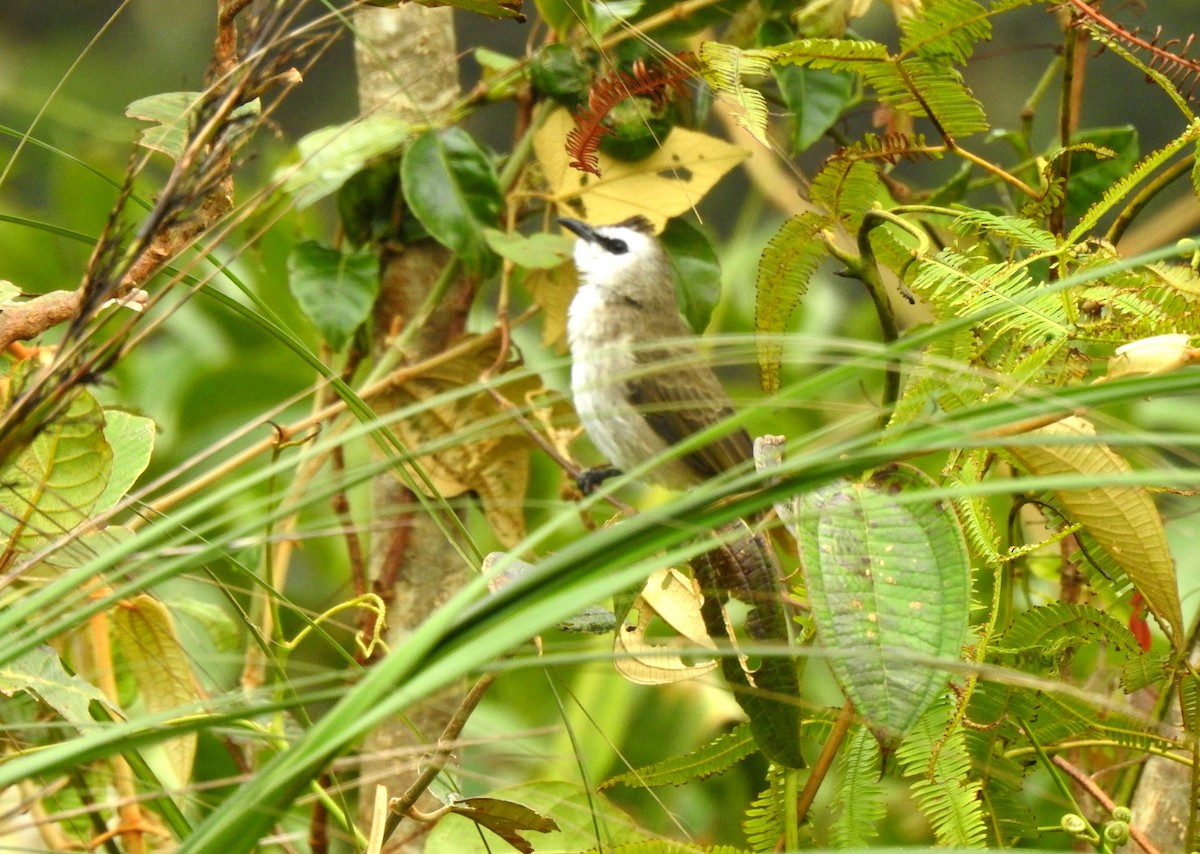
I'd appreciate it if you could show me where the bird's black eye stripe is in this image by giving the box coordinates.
[600,236,628,255]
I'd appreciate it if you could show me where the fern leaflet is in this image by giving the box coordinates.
[896,699,987,846]
[831,725,886,845]
[600,723,757,790]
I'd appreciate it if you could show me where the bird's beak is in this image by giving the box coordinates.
[558,217,596,243]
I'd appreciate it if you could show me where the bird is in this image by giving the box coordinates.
[560,215,753,491]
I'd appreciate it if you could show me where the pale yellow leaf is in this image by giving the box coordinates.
[111,594,199,787]
[1007,416,1183,649]
[614,568,717,685]
[521,263,575,350]
[534,108,749,231]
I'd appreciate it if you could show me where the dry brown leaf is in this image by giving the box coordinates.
[614,568,718,685]
[389,337,555,546]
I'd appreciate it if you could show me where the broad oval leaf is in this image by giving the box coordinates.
[660,218,722,334]
[96,409,156,513]
[279,116,410,209]
[1006,416,1183,650]
[401,128,503,275]
[0,387,113,549]
[1064,126,1139,216]
[112,594,200,788]
[287,240,380,351]
[0,645,111,724]
[482,229,574,270]
[799,464,971,745]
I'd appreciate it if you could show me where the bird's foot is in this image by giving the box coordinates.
[576,466,622,495]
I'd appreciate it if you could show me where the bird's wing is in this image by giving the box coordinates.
[626,348,754,481]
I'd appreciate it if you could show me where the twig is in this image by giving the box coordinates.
[796,699,856,826]
[382,672,500,842]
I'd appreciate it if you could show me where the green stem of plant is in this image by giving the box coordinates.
[827,208,919,425]
[1107,153,1195,245]
[1017,717,1100,844]
[783,767,800,850]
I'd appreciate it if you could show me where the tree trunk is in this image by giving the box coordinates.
[353,7,473,849]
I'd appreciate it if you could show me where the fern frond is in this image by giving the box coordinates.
[831,725,885,846]
[896,699,987,846]
[951,209,1058,253]
[836,132,939,165]
[947,451,1003,566]
[1122,651,1170,693]
[699,42,774,146]
[993,602,1141,664]
[741,764,786,851]
[755,211,831,393]
[600,723,757,790]
[899,0,993,65]
[810,158,881,228]
[888,56,989,137]
[1068,120,1200,242]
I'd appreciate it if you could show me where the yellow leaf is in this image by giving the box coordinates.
[111,594,199,787]
[614,568,718,685]
[1007,416,1183,650]
[534,108,749,230]
[521,263,575,350]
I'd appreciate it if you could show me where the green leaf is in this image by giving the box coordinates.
[287,241,380,351]
[1064,126,1139,217]
[337,160,399,247]
[798,464,971,744]
[482,229,574,269]
[898,0,992,65]
[600,723,756,789]
[831,725,886,845]
[584,0,642,38]
[0,388,112,547]
[96,410,156,513]
[660,218,722,334]
[0,645,110,724]
[280,116,410,209]
[743,765,787,851]
[755,211,831,393]
[896,699,987,845]
[126,91,259,160]
[777,66,856,151]
[401,128,503,275]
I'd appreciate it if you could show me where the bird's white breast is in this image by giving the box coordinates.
[567,283,674,475]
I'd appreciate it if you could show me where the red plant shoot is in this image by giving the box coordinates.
[566,52,698,177]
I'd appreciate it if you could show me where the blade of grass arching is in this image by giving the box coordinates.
[0,359,1187,850]
[175,365,1199,850]
[0,373,511,659]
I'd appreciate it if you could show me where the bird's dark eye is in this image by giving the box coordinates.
[605,237,628,255]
